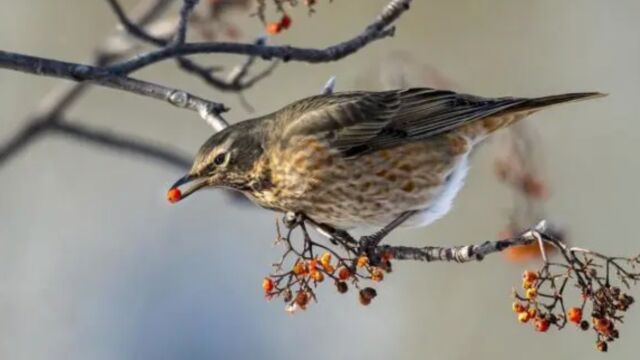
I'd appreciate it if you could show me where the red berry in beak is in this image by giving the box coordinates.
[167,188,182,203]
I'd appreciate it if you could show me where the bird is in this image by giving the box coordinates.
[169,88,604,240]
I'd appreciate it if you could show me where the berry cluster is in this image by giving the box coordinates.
[512,250,638,352]
[263,217,392,313]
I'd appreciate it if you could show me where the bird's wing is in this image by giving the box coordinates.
[277,88,527,158]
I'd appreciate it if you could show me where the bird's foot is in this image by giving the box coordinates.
[283,211,304,229]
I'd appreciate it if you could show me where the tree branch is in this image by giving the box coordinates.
[382,222,551,263]
[0,50,228,123]
[49,120,191,170]
[105,0,412,74]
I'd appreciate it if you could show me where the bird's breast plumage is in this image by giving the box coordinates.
[245,132,472,230]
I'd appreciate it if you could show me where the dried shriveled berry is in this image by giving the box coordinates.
[282,289,293,302]
[371,268,384,282]
[359,287,377,306]
[580,320,590,331]
[336,281,348,294]
[295,291,309,308]
[167,188,182,203]
[596,340,608,352]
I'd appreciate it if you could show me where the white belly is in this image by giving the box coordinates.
[401,156,469,228]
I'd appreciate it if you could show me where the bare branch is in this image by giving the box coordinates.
[173,0,200,45]
[49,121,191,170]
[0,50,227,120]
[106,0,412,74]
[0,0,176,167]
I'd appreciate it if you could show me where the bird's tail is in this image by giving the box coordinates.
[514,92,607,112]
[473,92,606,136]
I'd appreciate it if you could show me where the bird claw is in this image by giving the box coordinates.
[283,211,303,229]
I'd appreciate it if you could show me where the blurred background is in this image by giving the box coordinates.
[1,0,639,359]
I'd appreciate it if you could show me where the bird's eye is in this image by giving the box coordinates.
[214,153,227,166]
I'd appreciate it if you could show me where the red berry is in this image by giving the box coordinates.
[567,307,582,324]
[338,267,351,281]
[262,277,274,293]
[280,14,292,29]
[167,188,182,203]
[534,318,550,332]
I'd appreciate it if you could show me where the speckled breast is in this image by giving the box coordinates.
[246,133,472,230]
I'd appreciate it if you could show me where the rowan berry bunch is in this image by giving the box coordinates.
[511,240,639,352]
[262,214,392,313]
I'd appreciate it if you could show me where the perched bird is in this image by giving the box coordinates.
[170,88,603,235]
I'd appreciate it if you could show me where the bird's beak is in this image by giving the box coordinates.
[168,173,209,202]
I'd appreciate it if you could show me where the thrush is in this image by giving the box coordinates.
[170,88,603,239]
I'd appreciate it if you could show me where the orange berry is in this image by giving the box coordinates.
[523,270,538,282]
[593,317,611,334]
[371,268,384,282]
[308,259,319,273]
[320,252,332,267]
[167,188,182,203]
[279,14,292,29]
[522,280,534,290]
[534,318,550,332]
[567,307,583,324]
[512,302,526,313]
[527,308,537,319]
[292,261,306,276]
[338,267,351,280]
[518,312,531,323]
[323,264,335,273]
[525,288,537,300]
[311,271,324,282]
[262,277,274,293]
[266,22,282,34]
[356,256,369,268]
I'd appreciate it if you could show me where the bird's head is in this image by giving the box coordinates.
[168,120,265,202]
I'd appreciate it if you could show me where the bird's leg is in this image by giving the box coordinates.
[359,210,417,263]
[298,214,357,246]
